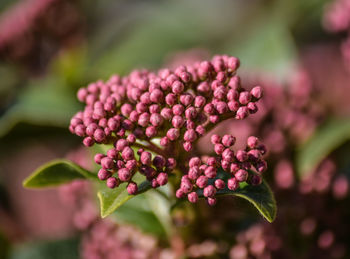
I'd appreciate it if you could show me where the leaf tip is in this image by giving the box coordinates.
[97,191,111,218]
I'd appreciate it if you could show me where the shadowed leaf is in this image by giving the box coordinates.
[23,159,97,188]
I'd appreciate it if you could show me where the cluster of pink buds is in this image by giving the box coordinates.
[69,55,265,201]
[176,135,267,205]
[94,143,176,194]
[0,0,83,69]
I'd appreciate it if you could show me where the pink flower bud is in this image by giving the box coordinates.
[248,149,261,162]
[228,177,239,190]
[98,168,111,180]
[204,166,217,178]
[250,174,262,185]
[197,81,211,93]
[247,136,259,149]
[180,94,194,106]
[153,155,166,169]
[157,173,168,186]
[250,86,263,99]
[188,192,198,203]
[207,197,217,206]
[227,56,240,71]
[255,160,267,173]
[235,106,249,120]
[235,169,248,182]
[160,137,170,146]
[222,148,235,162]
[195,125,206,136]
[207,157,217,167]
[214,144,225,155]
[209,115,220,123]
[204,103,215,114]
[215,179,225,189]
[184,129,197,142]
[172,104,185,115]
[150,89,164,103]
[125,160,137,171]
[107,148,118,159]
[222,135,236,147]
[107,177,119,188]
[188,166,201,180]
[121,146,134,160]
[211,134,221,144]
[236,150,248,162]
[194,96,206,108]
[94,153,105,164]
[165,93,176,106]
[94,128,106,142]
[186,120,195,129]
[150,113,163,127]
[176,189,185,198]
[121,103,133,117]
[166,158,176,169]
[227,89,239,101]
[167,128,180,141]
[180,71,191,83]
[196,175,208,188]
[203,185,216,198]
[126,134,136,143]
[239,91,251,105]
[181,179,193,193]
[183,142,193,152]
[127,182,138,195]
[101,157,114,169]
[247,102,258,114]
[228,101,240,112]
[115,139,128,151]
[136,102,147,113]
[138,112,150,127]
[140,92,151,105]
[185,107,198,120]
[86,123,98,136]
[189,157,201,167]
[77,88,88,102]
[140,151,152,165]
[145,126,157,138]
[161,108,173,120]
[107,118,120,131]
[118,168,132,182]
[172,115,185,128]
[172,81,185,94]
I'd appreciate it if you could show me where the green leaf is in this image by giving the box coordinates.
[23,159,97,188]
[0,76,80,137]
[112,192,170,238]
[9,237,79,259]
[296,119,350,177]
[97,174,151,218]
[198,180,277,223]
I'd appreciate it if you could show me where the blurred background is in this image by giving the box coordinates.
[1,0,350,258]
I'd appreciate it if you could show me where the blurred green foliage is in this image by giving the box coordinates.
[9,238,79,259]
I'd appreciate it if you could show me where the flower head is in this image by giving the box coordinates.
[69,55,266,203]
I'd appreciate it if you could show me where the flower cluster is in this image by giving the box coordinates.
[210,69,323,190]
[81,220,165,259]
[324,0,350,70]
[0,0,83,70]
[69,55,265,202]
[176,135,267,205]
